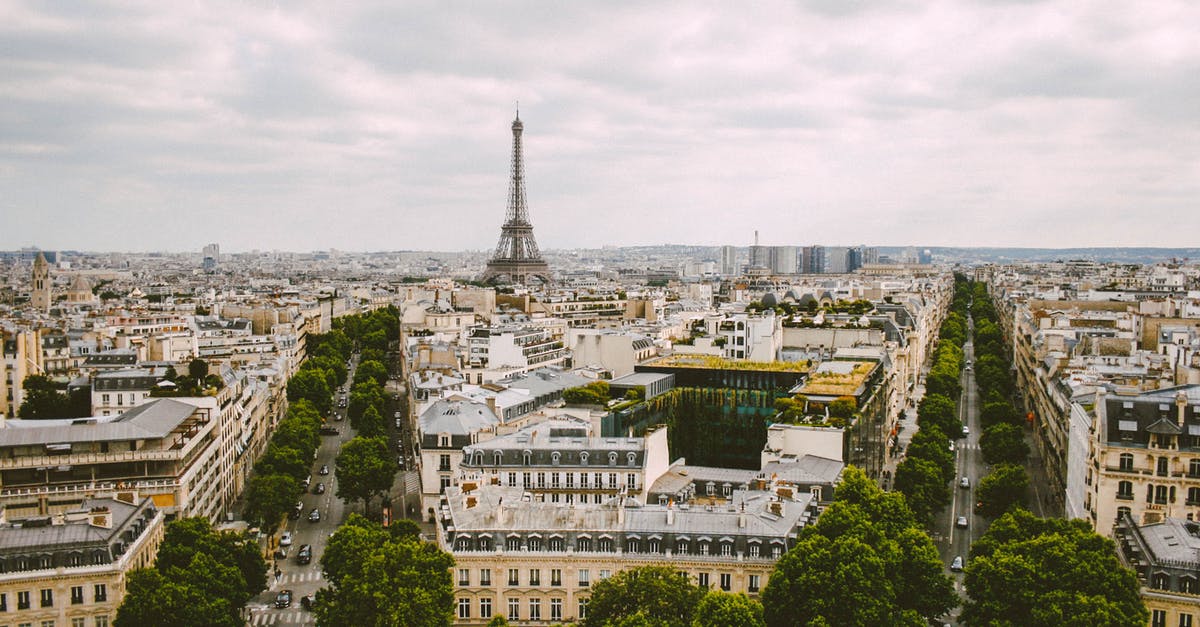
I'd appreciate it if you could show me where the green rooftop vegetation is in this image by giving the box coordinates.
[798,361,876,397]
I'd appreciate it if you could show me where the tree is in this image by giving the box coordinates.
[242,473,300,530]
[917,394,960,437]
[17,374,74,419]
[981,400,1021,429]
[485,617,511,627]
[254,443,309,483]
[353,403,386,439]
[153,517,266,597]
[905,426,955,484]
[582,566,705,627]
[894,457,950,525]
[116,568,241,627]
[980,423,1030,465]
[187,358,210,386]
[762,467,955,626]
[335,436,395,514]
[288,368,332,414]
[963,509,1148,627]
[354,359,389,387]
[976,463,1029,517]
[315,514,453,627]
[693,592,765,627]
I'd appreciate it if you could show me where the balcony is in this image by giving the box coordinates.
[0,448,188,470]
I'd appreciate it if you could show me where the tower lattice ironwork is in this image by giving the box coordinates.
[480,109,551,285]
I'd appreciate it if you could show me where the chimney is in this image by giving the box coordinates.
[1178,390,1188,429]
[89,507,112,529]
[738,502,746,528]
[617,495,626,525]
[666,499,675,526]
[769,499,783,517]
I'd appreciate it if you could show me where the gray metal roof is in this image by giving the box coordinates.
[419,399,499,436]
[0,398,200,446]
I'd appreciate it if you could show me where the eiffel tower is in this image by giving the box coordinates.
[480,109,551,285]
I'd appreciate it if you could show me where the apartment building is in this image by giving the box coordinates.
[0,496,163,627]
[439,483,815,626]
[1113,513,1200,627]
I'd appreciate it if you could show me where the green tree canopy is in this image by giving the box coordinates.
[315,514,453,627]
[354,359,389,387]
[894,456,950,525]
[287,368,332,414]
[980,422,1030,465]
[963,509,1148,627]
[187,358,210,385]
[242,473,300,530]
[335,436,395,514]
[17,374,83,419]
[582,566,705,627]
[976,463,1029,518]
[761,467,955,627]
[692,591,765,627]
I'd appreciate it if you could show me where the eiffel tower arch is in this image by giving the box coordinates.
[480,110,552,285]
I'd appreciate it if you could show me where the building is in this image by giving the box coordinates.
[1113,513,1200,627]
[31,252,51,313]
[90,368,163,416]
[1087,386,1200,533]
[768,246,797,276]
[0,496,163,627]
[202,243,219,272]
[464,324,567,382]
[418,399,501,514]
[720,246,738,276]
[0,497,162,622]
[0,398,227,520]
[801,246,825,274]
[439,482,816,625]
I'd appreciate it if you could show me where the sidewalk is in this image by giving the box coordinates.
[881,380,927,489]
[1022,425,1063,518]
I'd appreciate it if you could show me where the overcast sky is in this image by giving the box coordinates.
[2,1,1197,253]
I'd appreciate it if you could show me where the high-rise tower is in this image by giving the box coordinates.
[480,109,551,285]
[31,251,51,313]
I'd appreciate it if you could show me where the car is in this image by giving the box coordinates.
[290,501,303,519]
[948,442,955,452]
[319,425,339,436]
[275,589,293,609]
[308,508,321,523]
[960,477,970,489]
[280,531,293,546]
[950,556,964,572]
[334,413,344,421]
[965,364,973,371]
[313,482,325,494]
[956,516,969,528]
[273,546,289,559]
[962,425,970,436]
[319,464,329,476]
[300,594,315,611]
[296,544,312,565]
[301,476,311,489]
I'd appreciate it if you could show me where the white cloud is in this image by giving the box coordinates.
[1,0,1197,252]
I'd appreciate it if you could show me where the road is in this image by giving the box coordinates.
[246,355,362,626]
[934,315,988,625]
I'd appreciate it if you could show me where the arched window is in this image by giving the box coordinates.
[528,536,543,551]
[474,450,484,465]
[1152,573,1170,590]
[552,452,561,466]
[1119,453,1134,471]
[608,452,618,466]
[479,536,493,551]
[580,451,589,465]
[523,451,532,466]
[627,452,636,466]
[494,451,503,466]
[627,538,640,553]
[1182,576,1199,594]
[506,536,522,552]
[1117,506,1131,520]
[456,537,472,551]
[577,536,593,552]
[677,540,690,554]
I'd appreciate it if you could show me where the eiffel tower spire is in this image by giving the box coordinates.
[481,108,551,285]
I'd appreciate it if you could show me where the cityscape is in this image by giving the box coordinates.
[3,3,1198,627]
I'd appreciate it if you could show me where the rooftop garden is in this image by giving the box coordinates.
[798,361,877,397]
[646,354,812,373]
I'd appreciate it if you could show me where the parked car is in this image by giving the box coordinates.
[297,544,312,565]
[319,425,339,436]
[273,546,288,559]
[280,531,293,546]
[275,589,293,609]
[962,425,970,436]
[959,477,970,489]
[956,516,969,529]
[950,556,964,572]
[290,501,303,519]
[300,594,315,611]
[319,464,329,476]
[301,476,311,489]
[308,508,321,523]
[313,482,325,495]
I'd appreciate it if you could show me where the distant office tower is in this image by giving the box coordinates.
[202,243,219,271]
[748,231,768,269]
[919,248,933,264]
[720,245,738,275]
[824,247,850,274]
[30,251,50,312]
[862,247,879,265]
[802,246,825,274]
[768,246,798,275]
[481,109,551,285]
[847,247,863,273]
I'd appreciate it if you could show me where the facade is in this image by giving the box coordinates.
[0,398,226,520]
[1113,513,1200,627]
[90,369,162,416]
[464,325,566,380]
[1087,386,1200,533]
[0,496,163,627]
[720,246,738,276]
[439,483,815,626]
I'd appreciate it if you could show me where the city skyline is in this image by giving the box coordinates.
[3,2,1197,252]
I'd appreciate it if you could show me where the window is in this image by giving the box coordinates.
[529,598,541,621]
[749,575,760,593]
[1118,506,1132,520]
[40,588,53,607]
[698,573,710,588]
[1152,573,1171,590]
[608,473,617,489]
[1118,481,1134,500]
[579,598,589,619]
[480,569,491,586]
[506,536,521,551]
[528,536,543,551]
[627,474,637,490]
[566,472,575,488]
[749,543,760,558]
[1156,485,1170,505]
[551,569,562,586]
[578,537,592,552]
[480,597,492,619]
[1191,459,1200,478]
[458,598,471,619]
[439,454,451,471]
[537,472,546,488]
[700,541,710,556]
[73,619,86,627]
[594,472,603,487]
[522,472,532,488]
[507,472,517,487]
[1153,610,1167,627]
[579,569,590,587]
[508,568,520,586]
[458,569,470,586]
[523,452,532,466]
[772,545,782,558]
[439,435,450,447]
[41,622,54,627]
[551,598,563,621]
[599,569,611,580]
[580,473,589,488]
[608,452,617,465]
[677,540,689,554]
[529,569,541,586]
[439,475,451,492]
[1181,614,1193,627]
[1158,457,1170,476]
[627,538,640,553]
[71,586,84,604]
[1189,488,1200,506]
[648,538,660,553]
[549,536,565,552]
[598,537,614,552]
[720,542,732,556]
[0,593,6,611]
[551,472,561,488]
[95,618,110,627]
[720,573,732,591]
[1182,576,1198,594]
[508,598,520,621]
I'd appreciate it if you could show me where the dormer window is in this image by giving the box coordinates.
[552,452,561,466]
[580,451,589,465]
[608,452,617,466]
[523,451,532,466]
[627,452,636,466]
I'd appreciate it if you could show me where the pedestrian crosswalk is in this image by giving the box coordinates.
[277,571,323,585]
[249,608,314,625]
[402,470,420,493]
